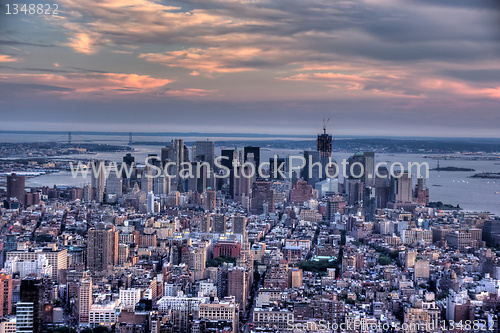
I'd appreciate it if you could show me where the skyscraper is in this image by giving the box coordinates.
[269,156,286,180]
[20,278,45,333]
[6,173,25,204]
[317,123,334,181]
[87,225,118,273]
[91,160,106,203]
[251,181,275,215]
[244,146,260,169]
[302,151,321,186]
[78,276,93,324]
[193,140,215,169]
[396,172,412,203]
[221,148,237,197]
[214,214,227,234]
[0,273,12,317]
[233,215,247,235]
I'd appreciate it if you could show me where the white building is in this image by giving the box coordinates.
[15,302,34,333]
[0,318,16,333]
[119,288,142,308]
[89,301,120,328]
[4,255,51,278]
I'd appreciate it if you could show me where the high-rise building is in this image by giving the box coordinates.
[20,279,45,333]
[234,164,252,204]
[0,273,12,317]
[213,214,227,234]
[198,297,239,333]
[290,267,303,288]
[204,189,216,211]
[162,139,188,187]
[87,225,118,273]
[317,125,333,182]
[396,172,413,203]
[302,151,321,186]
[228,266,249,309]
[244,146,260,169]
[193,140,215,169]
[317,126,333,159]
[6,173,25,205]
[220,149,237,196]
[414,260,430,280]
[78,277,93,324]
[233,215,247,235]
[105,175,122,202]
[482,219,500,247]
[290,180,314,205]
[363,152,375,186]
[251,181,275,215]
[122,153,136,182]
[269,156,286,180]
[415,177,429,205]
[91,160,106,203]
[15,302,35,333]
[147,191,156,214]
[188,162,208,194]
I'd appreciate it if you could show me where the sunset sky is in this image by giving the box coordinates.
[1,0,499,137]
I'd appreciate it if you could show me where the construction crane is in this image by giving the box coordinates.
[323,117,330,134]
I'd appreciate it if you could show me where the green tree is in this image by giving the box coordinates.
[378,255,391,266]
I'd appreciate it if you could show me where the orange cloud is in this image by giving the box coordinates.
[162,88,218,97]
[0,73,172,96]
[140,47,260,73]
[0,55,18,63]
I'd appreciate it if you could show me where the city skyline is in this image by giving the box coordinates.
[1,0,500,137]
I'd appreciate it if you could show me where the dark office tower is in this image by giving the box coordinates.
[317,126,333,159]
[147,153,162,169]
[375,169,390,209]
[217,265,229,299]
[317,127,333,174]
[363,152,375,186]
[327,195,345,220]
[363,186,376,221]
[7,173,26,204]
[193,140,215,169]
[482,219,500,247]
[345,152,365,180]
[244,146,260,168]
[269,157,286,180]
[233,215,247,235]
[188,162,207,194]
[214,214,227,234]
[221,149,236,197]
[220,149,236,170]
[121,153,136,185]
[162,139,186,183]
[250,181,275,215]
[302,151,321,186]
[87,225,118,273]
[123,153,135,167]
[347,180,364,206]
[20,278,45,333]
[234,165,252,204]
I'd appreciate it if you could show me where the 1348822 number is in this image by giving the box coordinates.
[5,4,59,15]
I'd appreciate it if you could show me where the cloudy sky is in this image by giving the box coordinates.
[1,0,499,137]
